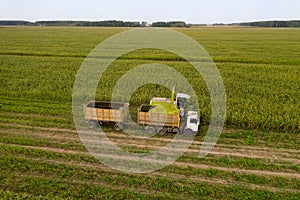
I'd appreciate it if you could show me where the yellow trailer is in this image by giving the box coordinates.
[84,101,129,130]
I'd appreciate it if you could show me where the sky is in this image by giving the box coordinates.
[1,0,300,24]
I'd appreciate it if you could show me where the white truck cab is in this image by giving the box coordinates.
[186,111,200,134]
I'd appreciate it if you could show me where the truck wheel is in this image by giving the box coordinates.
[184,129,194,137]
[87,121,98,129]
[114,123,123,131]
[159,127,167,135]
[146,126,156,134]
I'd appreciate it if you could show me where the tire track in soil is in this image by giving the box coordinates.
[2,122,300,154]
[6,154,300,194]
[2,129,300,165]
[1,123,300,165]
[1,142,300,179]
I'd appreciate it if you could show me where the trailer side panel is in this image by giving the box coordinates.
[137,104,180,128]
[84,101,129,123]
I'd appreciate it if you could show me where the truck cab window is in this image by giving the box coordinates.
[190,118,198,124]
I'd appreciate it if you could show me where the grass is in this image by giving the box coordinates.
[1,155,299,199]
[0,26,299,199]
[0,27,299,131]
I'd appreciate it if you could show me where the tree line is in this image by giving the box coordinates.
[0,20,142,27]
[35,20,142,27]
[231,20,300,27]
[1,20,299,27]
[0,20,189,27]
[151,21,189,27]
[0,20,34,26]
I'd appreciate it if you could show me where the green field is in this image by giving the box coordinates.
[0,26,299,199]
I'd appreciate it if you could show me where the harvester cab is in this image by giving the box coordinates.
[175,93,190,110]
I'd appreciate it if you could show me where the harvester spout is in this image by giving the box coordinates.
[171,87,175,104]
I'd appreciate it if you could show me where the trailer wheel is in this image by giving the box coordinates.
[87,121,98,129]
[114,123,123,131]
[146,126,156,134]
[158,127,167,135]
[184,129,194,137]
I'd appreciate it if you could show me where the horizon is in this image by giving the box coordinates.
[1,18,300,25]
[1,0,300,24]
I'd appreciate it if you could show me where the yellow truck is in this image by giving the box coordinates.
[84,89,200,136]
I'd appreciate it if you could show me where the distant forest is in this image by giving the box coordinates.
[232,20,300,27]
[0,20,300,27]
[0,20,189,27]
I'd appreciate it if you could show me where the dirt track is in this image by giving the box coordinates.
[2,123,300,180]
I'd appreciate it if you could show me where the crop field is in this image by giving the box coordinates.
[0,26,299,199]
